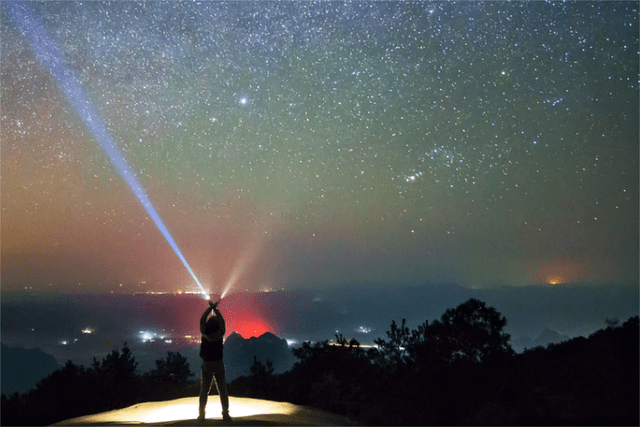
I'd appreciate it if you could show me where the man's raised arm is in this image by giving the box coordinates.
[201,301,225,342]
[200,305,213,334]
[213,305,226,336]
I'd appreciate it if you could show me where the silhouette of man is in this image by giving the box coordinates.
[198,300,231,422]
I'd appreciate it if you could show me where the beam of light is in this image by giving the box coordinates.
[220,243,257,299]
[7,2,206,296]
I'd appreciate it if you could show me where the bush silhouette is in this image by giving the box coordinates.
[143,351,195,401]
[0,344,197,426]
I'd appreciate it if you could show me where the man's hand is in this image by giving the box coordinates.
[208,300,219,310]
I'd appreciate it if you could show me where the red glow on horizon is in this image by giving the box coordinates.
[231,319,272,339]
[221,292,275,339]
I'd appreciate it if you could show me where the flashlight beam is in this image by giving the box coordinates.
[220,244,256,299]
[8,2,205,294]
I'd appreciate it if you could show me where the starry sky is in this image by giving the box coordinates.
[2,1,638,294]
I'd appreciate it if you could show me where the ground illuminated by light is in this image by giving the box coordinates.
[55,396,351,425]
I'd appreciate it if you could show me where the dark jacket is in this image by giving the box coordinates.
[199,307,226,361]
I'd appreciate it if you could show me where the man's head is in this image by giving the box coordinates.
[205,316,220,334]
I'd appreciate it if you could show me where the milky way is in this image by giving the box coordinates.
[2,1,638,292]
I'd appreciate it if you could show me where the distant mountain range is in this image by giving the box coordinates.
[1,343,60,395]
[224,331,296,380]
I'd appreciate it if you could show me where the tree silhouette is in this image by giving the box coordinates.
[1,344,143,425]
[374,299,513,368]
[291,340,329,365]
[250,355,275,377]
[373,319,412,369]
[94,342,138,377]
[426,298,513,363]
[90,342,140,410]
[285,335,376,418]
[142,351,194,401]
[150,351,193,383]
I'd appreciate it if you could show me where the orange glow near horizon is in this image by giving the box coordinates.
[527,259,589,285]
[231,319,272,339]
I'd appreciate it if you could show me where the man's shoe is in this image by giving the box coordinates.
[222,412,232,421]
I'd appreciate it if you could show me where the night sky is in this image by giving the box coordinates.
[2,1,638,294]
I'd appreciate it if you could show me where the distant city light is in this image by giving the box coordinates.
[139,331,156,342]
[356,326,372,334]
